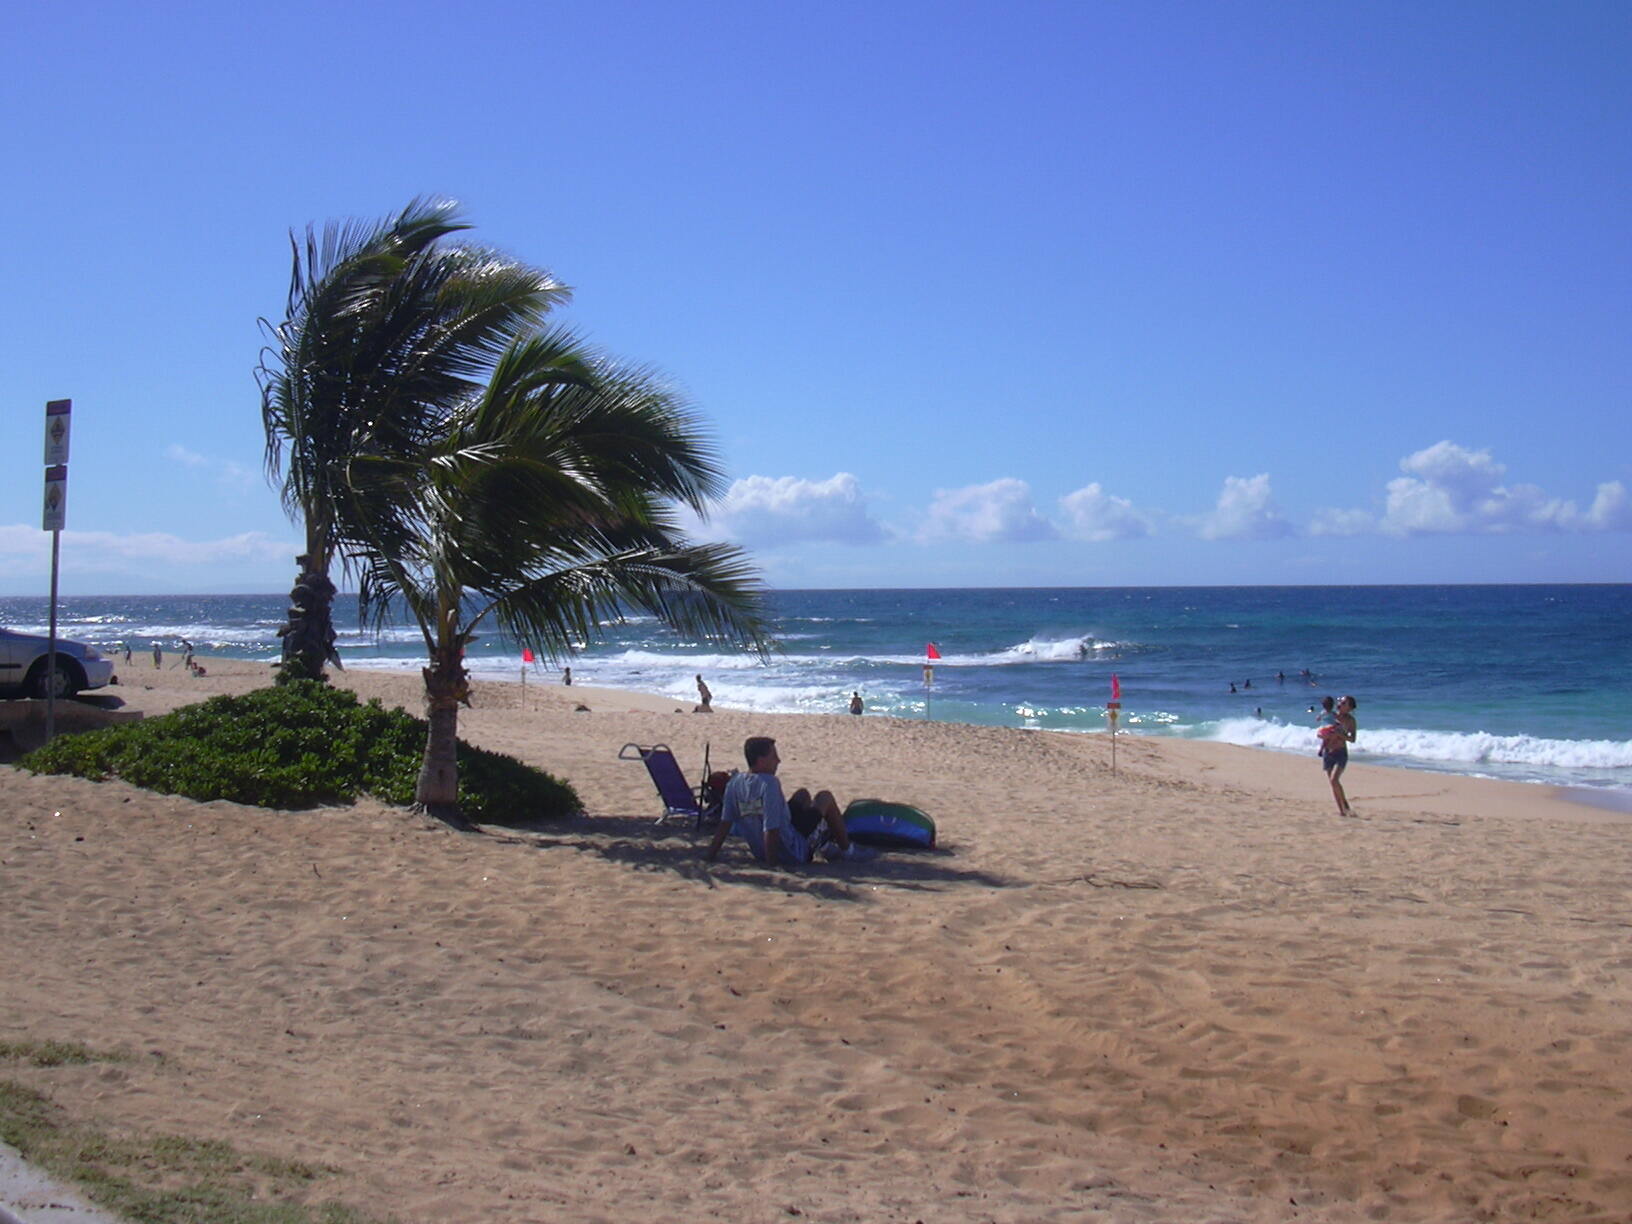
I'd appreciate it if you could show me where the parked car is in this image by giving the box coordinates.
[0,628,117,699]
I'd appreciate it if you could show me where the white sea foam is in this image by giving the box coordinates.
[70,621,277,648]
[1364,727,1632,771]
[863,635,1121,668]
[606,649,768,672]
[993,635,1111,662]
[1204,717,1632,773]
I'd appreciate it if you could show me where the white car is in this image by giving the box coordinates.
[0,628,118,699]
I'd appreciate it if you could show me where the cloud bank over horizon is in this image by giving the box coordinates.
[719,439,1626,555]
[0,524,295,592]
[1312,441,1630,537]
[4,439,1623,595]
[703,473,886,546]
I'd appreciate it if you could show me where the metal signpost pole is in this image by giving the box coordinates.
[43,400,72,744]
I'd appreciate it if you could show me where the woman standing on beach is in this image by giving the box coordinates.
[1319,695,1358,817]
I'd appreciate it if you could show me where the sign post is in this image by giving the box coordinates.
[42,400,72,743]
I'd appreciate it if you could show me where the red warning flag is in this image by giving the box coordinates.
[522,647,535,664]
[1111,673,1120,700]
[926,643,941,660]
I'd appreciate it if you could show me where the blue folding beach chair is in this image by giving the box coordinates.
[619,742,722,830]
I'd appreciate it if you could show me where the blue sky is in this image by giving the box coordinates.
[2,0,1627,595]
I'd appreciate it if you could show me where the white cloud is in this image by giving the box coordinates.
[1057,482,1151,541]
[1586,481,1631,530]
[919,479,1057,544]
[1307,507,1376,537]
[1376,441,1627,535]
[168,444,258,493]
[709,473,885,546]
[0,524,292,573]
[1199,474,1293,540]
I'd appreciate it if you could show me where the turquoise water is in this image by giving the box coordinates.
[3,585,1628,793]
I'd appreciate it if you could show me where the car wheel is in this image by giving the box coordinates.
[27,659,82,700]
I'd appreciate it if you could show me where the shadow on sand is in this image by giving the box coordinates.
[482,812,1015,899]
[0,693,135,762]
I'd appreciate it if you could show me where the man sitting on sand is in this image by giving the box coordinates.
[703,736,862,866]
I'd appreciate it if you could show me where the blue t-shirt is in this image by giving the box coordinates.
[722,772,808,864]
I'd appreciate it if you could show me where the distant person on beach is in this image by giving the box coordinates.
[1318,695,1358,818]
[1229,682,1237,693]
[849,691,863,715]
[704,736,860,866]
[562,666,572,686]
[123,641,132,663]
[695,674,712,712]
[152,642,162,669]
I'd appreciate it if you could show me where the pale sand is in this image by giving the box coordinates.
[4,660,1631,1222]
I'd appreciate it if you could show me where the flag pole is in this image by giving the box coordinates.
[924,642,939,722]
[1107,673,1121,777]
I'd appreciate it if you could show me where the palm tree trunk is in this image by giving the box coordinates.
[276,553,340,684]
[417,647,473,830]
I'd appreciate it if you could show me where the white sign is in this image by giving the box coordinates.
[45,399,72,466]
[43,465,67,531]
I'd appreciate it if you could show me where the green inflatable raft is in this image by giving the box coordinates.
[842,798,936,849]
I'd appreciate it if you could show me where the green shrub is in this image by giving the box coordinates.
[20,681,578,825]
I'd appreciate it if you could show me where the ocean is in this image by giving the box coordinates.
[3,585,1628,795]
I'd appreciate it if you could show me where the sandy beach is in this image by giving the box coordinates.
[4,660,1631,1222]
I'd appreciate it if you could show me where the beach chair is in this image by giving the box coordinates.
[620,742,720,830]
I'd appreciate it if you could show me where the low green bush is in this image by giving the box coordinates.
[20,681,578,825]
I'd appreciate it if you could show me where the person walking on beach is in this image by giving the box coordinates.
[562,666,572,686]
[695,674,712,712]
[849,691,863,715]
[1318,695,1358,817]
[703,736,860,866]
[152,642,162,669]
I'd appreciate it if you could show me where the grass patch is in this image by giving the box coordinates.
[0,1079,389,1224]
[0,1040,131,1068]
[18,680,578,826]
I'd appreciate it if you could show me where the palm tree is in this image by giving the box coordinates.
[257,197,569,682]
[347,328,769,827]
